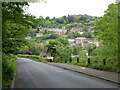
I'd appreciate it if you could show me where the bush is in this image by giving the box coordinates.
[2,53,17,88]
[17,54,47,63]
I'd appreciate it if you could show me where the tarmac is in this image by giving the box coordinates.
[48,62,120,85]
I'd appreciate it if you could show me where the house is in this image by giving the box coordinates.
[39,28,47,33]
[36,33,43,37]
[68,39,75,46]
[75,37,89,47]
[88,26,95,32]
[25,36,32,40]
[47,27,67,35]
[71,27,84,34]
[71,27,83,32]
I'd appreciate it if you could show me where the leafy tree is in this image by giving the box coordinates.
[66,24,71,31]
[42,33,58,40]
[83,43,96,56]
[2,2,30,54]
[2,2,32,88]
[56,45,73,63]
[68,16,74,23]
[82,32,93,38]
[45,16,50,20]
[46,40,61,60]
[72,45,82,55]
[67,32,81,38]
[57,37,69,46]
[27,41,44,55]
[94,3,118,60]
[82,25,88,32]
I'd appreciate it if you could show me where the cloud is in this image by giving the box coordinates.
[26,0,115,18]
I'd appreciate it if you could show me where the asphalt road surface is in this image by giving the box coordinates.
[13,58,118,88]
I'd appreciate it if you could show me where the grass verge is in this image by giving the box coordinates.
[2,53,17,88]
[17,54,47,63]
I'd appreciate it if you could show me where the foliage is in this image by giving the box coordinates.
[82,32,93,38]
[46,40,61,58]
[83,43,96,56]
[55,45,73,63]
[42,33,58,40]
[2,21,29,54]
[2,2,30,54]
[56,37,69,46]
[72,45,82,55]
[67,32,81,38]
[27,41,44,55]
[2,2,33,88]
[2,53,17,88]
[94,3,118,64]
[41,14,99,30]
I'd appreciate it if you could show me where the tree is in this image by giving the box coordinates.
[72,45,82,55]
[57,37,69,46]
[2,2,31,88]
[94,3,118,58]
[66,24,71,31]
[95,3,118,46]
[82,25,88,32]
[83,43,96,56]
[68,16,74,23]
[46,40,61,60]
[2,2,30,54]
[67,32,81,38]
[94,3,118,64]
[45,16,50,20]
[82,32,93,38]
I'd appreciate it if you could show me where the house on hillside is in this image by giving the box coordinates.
[39,28,47,33]
[71,27,84,34]
[75,37,89,47]
[68,39,75,46]
[48,27,67,35]
[36,33,43,37]
[25,36,32,40]
[88,26,95,32]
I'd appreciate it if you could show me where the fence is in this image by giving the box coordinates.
[68,57,117,66]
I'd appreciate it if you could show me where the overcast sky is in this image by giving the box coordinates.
[26,0,115,18]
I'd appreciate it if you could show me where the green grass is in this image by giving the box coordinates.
[17,54,47,63]
[70,57,119,72]
[54,57,119,72]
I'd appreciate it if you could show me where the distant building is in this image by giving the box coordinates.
[36,33,43,37]
[47,27,67,35]
[39,28,47,33]
[68,39,75,46]
[75,37,89,47]
[25,36,32,40]
[88,26,95,32]
[71,27,83,32]
[79,31,84,35]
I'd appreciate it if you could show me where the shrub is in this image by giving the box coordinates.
[2,53,17,88]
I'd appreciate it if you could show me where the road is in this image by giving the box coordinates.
[13,58,118,88]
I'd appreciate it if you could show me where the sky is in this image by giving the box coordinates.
[26,0,115,18]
